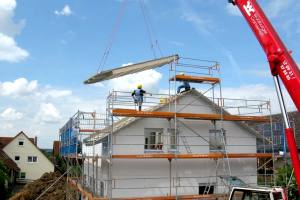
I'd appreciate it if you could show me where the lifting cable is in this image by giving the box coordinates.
[97,0,163,73]
[139,0,163,58]
[97,1,128,73]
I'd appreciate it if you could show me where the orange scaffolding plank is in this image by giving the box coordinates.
[112,109,269,122]
[80,129,102,133]
[170,75,220,84]
[112,153,273,159]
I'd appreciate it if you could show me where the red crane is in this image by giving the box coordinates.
[229,0,300,194]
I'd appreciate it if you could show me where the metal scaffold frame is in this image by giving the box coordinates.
[60,57,278,200]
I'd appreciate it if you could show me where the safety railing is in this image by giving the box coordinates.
[107,90,271,116]
[59,111,108,156]
[174,57,220,77]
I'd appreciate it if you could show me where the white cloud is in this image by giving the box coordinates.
[54,5,73,16]
[1,107,23,120]
[0,77,107,147]
[43,89,72,98]
[181,10,212,35]
[0,78,38,97]
[225,4,242,17]
[0,33,29,62]
[38,103,61,123]
[0,0,16,11]
[91,82,105,88]
[0,78,73,99]
[221,84,296,114]
[0,0,28,63]
[108,69,162,92]
[1,123,13,130]
[0,0,25,37]
[265,0,294,18]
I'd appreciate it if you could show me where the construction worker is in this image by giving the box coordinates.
[132,84,146,111]
[177,73,190,94]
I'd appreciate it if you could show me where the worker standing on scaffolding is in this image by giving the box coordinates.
[177,73,191,94]
[132,84,146,111]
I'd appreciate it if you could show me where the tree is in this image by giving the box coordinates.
[275,164,300,200]
[55,155,67,173]
[0,161,9,199]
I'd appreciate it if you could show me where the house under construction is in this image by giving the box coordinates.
[60,55,277,199]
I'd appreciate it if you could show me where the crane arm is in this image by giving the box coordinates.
[230,0,300,194]
[230,0,300,110]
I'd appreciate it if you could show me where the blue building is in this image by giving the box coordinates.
[254,120,295,154]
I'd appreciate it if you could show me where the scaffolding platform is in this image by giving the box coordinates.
[112,109,269,122]
[112,153,273,159]
[62,57,276,199]
[170,75,220,84]
[79,129,103,133]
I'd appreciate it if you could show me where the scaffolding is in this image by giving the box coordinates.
[60,57,277,200]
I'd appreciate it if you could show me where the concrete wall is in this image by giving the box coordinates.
[3,133,54,182]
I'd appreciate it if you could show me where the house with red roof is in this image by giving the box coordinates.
[0,131,54,183]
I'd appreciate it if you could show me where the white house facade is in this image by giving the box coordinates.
[83,90,268,198]
[3,132,54,183]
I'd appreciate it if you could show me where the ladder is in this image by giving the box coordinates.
[168,120,192,153]
[180,135,192,154]
[205,128,232,194]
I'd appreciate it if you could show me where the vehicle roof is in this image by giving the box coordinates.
[231,186,283,192]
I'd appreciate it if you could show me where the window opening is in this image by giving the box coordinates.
[209,129,226,152]
[144,128,163,150]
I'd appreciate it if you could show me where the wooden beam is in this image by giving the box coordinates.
[170,75,220,84]
[112,109,269,122]
[112,153,273,159]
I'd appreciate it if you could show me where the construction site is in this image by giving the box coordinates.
[58,55,283,199]
[4,0,300,200]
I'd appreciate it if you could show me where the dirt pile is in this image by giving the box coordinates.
[9,171,78,200]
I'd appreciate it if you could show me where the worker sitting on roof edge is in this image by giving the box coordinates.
[177,73,191,94]
[132,84,148,111]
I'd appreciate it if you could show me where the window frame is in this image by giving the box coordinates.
[18,140,24,146]
[144,128,164,152]
[14,155,20,161]
[27,156,38,163]
[19,172,26,179]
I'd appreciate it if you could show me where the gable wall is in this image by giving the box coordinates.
[3,133,54,181]
[107,92,258,197]
[113,92,257,155]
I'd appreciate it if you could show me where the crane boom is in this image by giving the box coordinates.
[230,0,300,110]
[230,0,300,194]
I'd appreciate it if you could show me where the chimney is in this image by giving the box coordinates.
[34,136,37,146]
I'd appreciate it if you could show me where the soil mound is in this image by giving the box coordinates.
[9,171,78,200]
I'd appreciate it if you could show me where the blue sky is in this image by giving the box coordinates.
[0,0,300,148]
